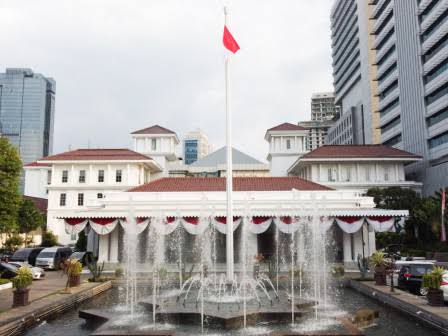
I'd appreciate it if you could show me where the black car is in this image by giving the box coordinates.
[0,262,19,279]
[10,247,44,266]
[0,251,13,262]
[397,262,434,295]
[70,251,94,266]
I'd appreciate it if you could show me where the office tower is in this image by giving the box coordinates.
[327,0,380,145]
[183,129,212,165]
[311,92,340,122]
[0,68,56,190]
[371,0,448,194]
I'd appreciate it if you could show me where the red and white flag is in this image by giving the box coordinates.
[223,26,240,54]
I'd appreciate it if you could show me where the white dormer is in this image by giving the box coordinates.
[265,122,309,176]
[131,125,179,175]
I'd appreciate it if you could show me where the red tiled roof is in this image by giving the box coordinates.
[267,122,307,132]
[131,125,176,135]
[129,177,332,192]
[38,149,153,162]
[24,161,51,167]
[301,145,421,159]
[23,196,47,213]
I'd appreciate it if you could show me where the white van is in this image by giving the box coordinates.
[35,247,72,270]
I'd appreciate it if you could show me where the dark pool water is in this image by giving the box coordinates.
[24,286,441,336]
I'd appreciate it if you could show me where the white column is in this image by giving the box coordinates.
[71,165,75,185]
[107,164,112,184]
[356,164,360,182]
[109,227,119,263]
[126,164,131,184]
[98,234,109,262]
[375,163,379,182]
[89,165,93,184]
[342,232,352,263]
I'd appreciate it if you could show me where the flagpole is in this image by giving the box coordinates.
[224,5,234,280]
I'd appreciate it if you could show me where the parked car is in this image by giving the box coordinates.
[0,251,13,262]
[0,262,18,279]
[439,270,448,301]
[10,247,44,266]
[9,261,45,280]
[36,247,73,270]
[70,251,94,266]
[397,261,435,295]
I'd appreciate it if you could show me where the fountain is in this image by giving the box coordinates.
[79,195,368,336]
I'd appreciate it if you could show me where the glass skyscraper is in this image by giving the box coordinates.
[0,68,56,190]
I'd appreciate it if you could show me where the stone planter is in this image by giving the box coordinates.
[13,288,30,307]
[427,288,444,307]
[374,266,387,286]
[69,274,81,287]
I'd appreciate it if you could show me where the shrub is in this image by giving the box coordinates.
[114,267,124,278]
[370,251,387,268]
[4,235,24,251]
[423,266,445,289]
[0,279,10,285]
[41,231,58,247]
[87,259,105,282]
[11,267,33,289]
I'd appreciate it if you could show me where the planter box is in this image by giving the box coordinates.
[427,288,444,307]
[0,282,12,291]
[13,288,30,307]
[374,268,387,286]
[69,275,81,287]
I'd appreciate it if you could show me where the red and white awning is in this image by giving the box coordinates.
[248,217,272,234]
[120,217,150,234]
[211,217,242,234]
[89,218,119,235]
[182,217,209,235]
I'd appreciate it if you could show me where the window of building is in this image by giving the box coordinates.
[421,8,448,42]
[60,193,66,206]
[286,139,291,149]
[383,133,402,146]
[384,166,390,181]
[429,130,448,149]
[425,82,448,106]
[151,139,157,151]
[98,170,104,182]
[79,170,86,183]
[47,170,51,185]
[62,170,68,183]
[97,193,103,199]
[427,106,448,127]
[116,169,122,182]
[78,193,84,206]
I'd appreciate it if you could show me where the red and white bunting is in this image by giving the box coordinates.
[365,216,395,232]
[335,216,365,234]
[119,217,150,234]
[248,217,272,234]
[320,216,335,233]
[64,218,88,235]
[212,216,242,234]
[181,217,210,235]
[274,216,300,234]
[151,217,180,235]
[89,218,119,235]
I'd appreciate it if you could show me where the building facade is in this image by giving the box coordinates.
[288,145,422,193]
[265,123,309,176]
[311,92,340,122]
[0,68,56,190]
[327,0,381,146]
[370,0,448,194]
[298,120,335,151]
[182,129,212,165]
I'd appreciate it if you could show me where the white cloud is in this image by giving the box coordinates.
[0,0,334,161]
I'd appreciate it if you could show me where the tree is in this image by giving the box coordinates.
[0,137,22,234]
[41,230,58,247]
[4,234,24,251]
[18,199,44,244]
[75,230,87,252]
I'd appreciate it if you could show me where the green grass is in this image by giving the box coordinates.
[0,279,11,285]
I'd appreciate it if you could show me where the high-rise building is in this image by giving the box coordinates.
[0,68,56,190]
[370,0,448,194]
[298,120,335,151]
[182,129,212,165]
[327,0,381,145]
[311,92,340,122]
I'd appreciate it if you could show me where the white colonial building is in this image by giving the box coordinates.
[265,123,309,176]
[287,145,423,193]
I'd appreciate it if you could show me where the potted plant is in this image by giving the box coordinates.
[370,251,388,286]
[253,253,265,278]
[423,266,445,306]
[11,267,33,307]
[63,258,83,288]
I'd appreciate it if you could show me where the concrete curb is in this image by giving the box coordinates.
[348,279,448,335]
[0,281,112,336]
